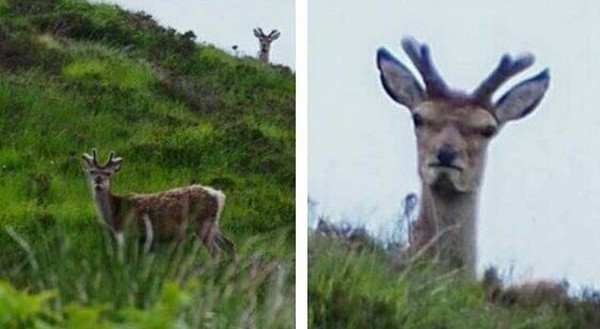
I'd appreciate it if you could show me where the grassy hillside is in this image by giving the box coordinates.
[0,0,294,327]
[309,234,600,329]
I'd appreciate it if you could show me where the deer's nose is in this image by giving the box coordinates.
[95,177,103,184]
[437,145,458,165]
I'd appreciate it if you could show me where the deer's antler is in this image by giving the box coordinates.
[83,148,99,166]
[401,37,450,99]
[472,53,535,105]
[106,151,122,166]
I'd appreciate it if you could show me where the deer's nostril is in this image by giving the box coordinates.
[437,146,457,165]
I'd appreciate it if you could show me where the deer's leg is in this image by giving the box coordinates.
[140,213,154,253]
[215,230,236,257]
[199,219,219,258]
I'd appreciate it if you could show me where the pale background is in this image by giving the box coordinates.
[309,0,600,289]
[96,0,295,68]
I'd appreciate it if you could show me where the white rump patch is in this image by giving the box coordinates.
[202,186,226,223]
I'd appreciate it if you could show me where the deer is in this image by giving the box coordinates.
[82,149,235,258]
[253,27,280,62]
[376,37,550,277]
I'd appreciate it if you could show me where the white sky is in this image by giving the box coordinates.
[309,0,600,289]
[97,0,295,68]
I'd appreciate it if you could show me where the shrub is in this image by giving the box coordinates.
[0,280,56,328]
[0,25,44,71]
[7,0,59,15]
[158,71,223,113]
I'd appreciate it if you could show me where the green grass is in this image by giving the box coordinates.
[1,227,292,328]
[309,235,600,329]
[0,0,294,327]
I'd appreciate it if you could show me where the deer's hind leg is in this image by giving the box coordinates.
[198,218,219,258]
[215,230,235,257]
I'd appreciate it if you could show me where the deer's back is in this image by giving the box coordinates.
[126,184,224,238]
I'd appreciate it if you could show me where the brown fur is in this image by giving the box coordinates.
[483,269,569,307]
[121,186,224,250]
[482,268,569,307]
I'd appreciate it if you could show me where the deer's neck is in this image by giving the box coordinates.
[416,183,479,276]
[259,44,270,61]
[93,189,122,231]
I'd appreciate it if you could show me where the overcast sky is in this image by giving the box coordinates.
[98,0,295,68]
[309,0,600,289]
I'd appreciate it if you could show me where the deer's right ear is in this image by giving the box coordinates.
[109,157,123,172]
[493,69,550,124]
[377,47,425,110]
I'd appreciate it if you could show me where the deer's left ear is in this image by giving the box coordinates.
[493,69,550,123]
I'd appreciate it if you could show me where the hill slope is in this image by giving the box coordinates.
[0,0,294,326]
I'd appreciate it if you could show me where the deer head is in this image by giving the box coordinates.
[377,37,550,193]
[253,27,280,62]
[82,149,123,193]
[253,27,281,43]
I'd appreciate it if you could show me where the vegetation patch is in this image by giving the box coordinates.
[309,223,600,329]
[63,56,155,91]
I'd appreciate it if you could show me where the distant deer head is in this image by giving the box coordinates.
[82,149,123,193]
[377,37,550,276]
[82,149,235,258]
[253,27,280,62]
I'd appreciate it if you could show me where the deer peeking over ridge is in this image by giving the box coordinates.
[82,149,235,258]
[377,37,550,277]
[253,27,280,62]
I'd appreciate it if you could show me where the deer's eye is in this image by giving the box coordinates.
[480,125,497,138]
[412,113,424,128]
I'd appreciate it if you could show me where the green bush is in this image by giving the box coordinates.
[0,280,57,328]
[6,0,59,15]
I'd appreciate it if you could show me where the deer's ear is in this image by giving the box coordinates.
[493,70,550,123]
[82,154,94,171]
[377,47,424,111]
[108,158,123,172]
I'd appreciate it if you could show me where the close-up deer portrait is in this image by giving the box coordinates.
[377,37,550,277]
